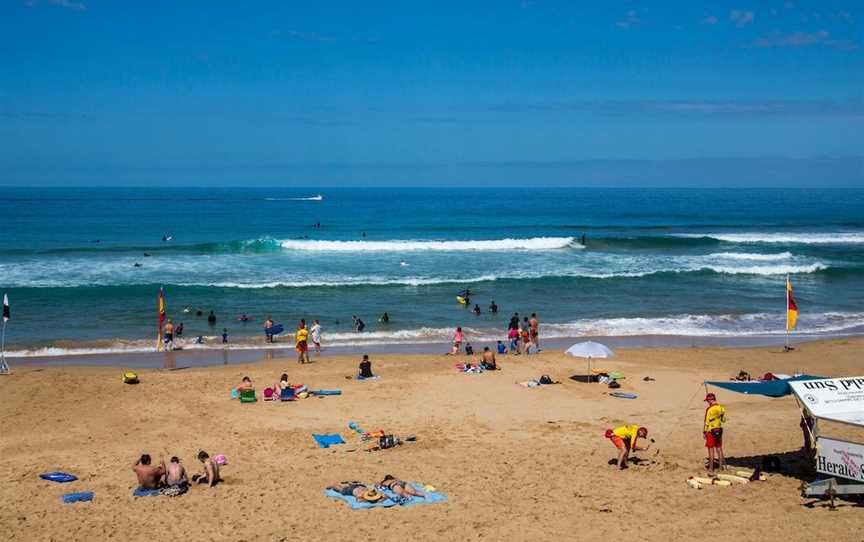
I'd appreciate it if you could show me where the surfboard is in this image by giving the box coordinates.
[456,296,468,305]
[686,477,703,489]
[269,324,284,335]
[609,392,637,399]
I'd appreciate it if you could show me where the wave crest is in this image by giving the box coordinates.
[277,237,580,252]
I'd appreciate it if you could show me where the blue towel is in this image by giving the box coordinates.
[133,487,162,497]
[311,390,341,396]
[325,483,447,509]
[63,491,94,503]
[312,433,345,448]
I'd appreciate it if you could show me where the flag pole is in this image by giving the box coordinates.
[1,317,8,374]
[785,274,789,351]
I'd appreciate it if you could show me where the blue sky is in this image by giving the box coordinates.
[1,1,862,186]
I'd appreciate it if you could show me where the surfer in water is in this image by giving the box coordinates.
[162,234,172,242]
[459,289,472,305]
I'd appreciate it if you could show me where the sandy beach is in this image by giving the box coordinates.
[1,338,862,541]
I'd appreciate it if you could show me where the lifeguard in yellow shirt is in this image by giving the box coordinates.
[605,424,650,470]
[704,392,727,474]
[295,320,310,364]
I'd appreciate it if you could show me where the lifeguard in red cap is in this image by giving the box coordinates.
[704,392,727,474]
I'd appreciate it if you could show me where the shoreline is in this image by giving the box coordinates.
[7,331,859,368]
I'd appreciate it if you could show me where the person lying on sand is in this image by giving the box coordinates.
[606,425,650,470]
[327,481,376,501]
[191,451,222,487]
[379,475,425,499]
[132,454,165,489]
[166,456,188,488]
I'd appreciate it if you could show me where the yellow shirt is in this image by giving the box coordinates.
[295,328,308,344]
[704,404,727,432]
[612,425,640,450]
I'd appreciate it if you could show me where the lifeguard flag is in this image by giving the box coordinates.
[158,288,165,329]
[786,276,798,331]
[2,293,9,322]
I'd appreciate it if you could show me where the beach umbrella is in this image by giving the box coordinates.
[565,341,614,375]
[565,341,614,359]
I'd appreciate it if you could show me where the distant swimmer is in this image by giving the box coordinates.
[162,235,173,242]
[400,261,409,267]
[208,310,217,325]
[237,314,250,322]
[489,300,498,314]
[133,262,142,267]
[183,306,192,313]
[196,309,203,317]
[581,234,586,246]
[93,239,101,243]
[379,312,390,323]
[361,232,367,237]
[143,252,151,257]
[472,304,481,316]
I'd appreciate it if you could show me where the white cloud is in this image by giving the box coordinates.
[616,9,640,29]
[49,0,86,10]
[729,10,755,27]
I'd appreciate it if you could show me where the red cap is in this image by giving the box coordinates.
[704,393,717,402]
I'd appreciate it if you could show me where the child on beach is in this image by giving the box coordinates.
[222,328,229,344]
[447,327,464,355]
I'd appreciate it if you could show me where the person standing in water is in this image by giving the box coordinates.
[529,312,540,352]
[208,310,217,325]
[264,316,274,343]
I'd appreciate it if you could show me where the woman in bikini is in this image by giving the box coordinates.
[379,474,426,499]
[327,481,377,502]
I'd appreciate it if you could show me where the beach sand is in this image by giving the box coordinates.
[1,339,863,541]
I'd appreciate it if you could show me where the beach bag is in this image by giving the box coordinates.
[122,371,139,384]
[379,435,398,449]
[539,375,553,385]
[608,380,621,389]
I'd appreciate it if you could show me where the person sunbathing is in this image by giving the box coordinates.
[379,474,426,499]
[327,481,375,501]
[132,454,165,490]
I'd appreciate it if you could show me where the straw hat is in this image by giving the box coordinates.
[362,488,384,502]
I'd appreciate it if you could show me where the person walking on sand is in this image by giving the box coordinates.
[310,319,321,354]
[529,312,540,351]
[704,393,727,474]
[296,320,310,364]
[446,326,464,355]
[605,425,650,470]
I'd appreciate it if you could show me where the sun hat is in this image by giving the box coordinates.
[362,488,384,502]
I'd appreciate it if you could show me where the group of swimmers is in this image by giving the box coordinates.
[131,451,221,495]
[505,312,540,354]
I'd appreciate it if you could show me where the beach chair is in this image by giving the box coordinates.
[239,388,257,403]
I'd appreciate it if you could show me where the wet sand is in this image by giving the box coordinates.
[1,338,863,541]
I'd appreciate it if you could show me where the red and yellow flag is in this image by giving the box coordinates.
[158,287,166,330]
[786,276,798,331]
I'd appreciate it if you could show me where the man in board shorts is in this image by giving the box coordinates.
[704,393,727,474]
[606,425,650,470]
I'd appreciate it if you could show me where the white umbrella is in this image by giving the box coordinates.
[565,341,614,377]
[565,341,614,358]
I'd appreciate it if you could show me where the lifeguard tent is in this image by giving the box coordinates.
[789,376,864,498]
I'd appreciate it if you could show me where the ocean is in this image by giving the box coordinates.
[2,186,864,358]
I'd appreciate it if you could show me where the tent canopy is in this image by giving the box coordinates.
[790,376,864,428]
[705,374,823,398]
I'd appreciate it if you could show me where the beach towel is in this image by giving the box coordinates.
[312,433,345,448]
[39,472,77,483]
[63,491,94,503]
[311,389,341,396]
[325,483,447,510]
[279,387,296,401]
[133,487,162,497]
[239,388,257,403]
[455,363,483,374]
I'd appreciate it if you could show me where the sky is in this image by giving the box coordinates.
[0,0,862,186]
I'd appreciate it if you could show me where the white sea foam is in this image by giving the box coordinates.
[277,237,580,252]
[264,195,323,201]
[706,252,793,261]
[8,312,864,357]
[678,233,864,244]
[693,262,828,276]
